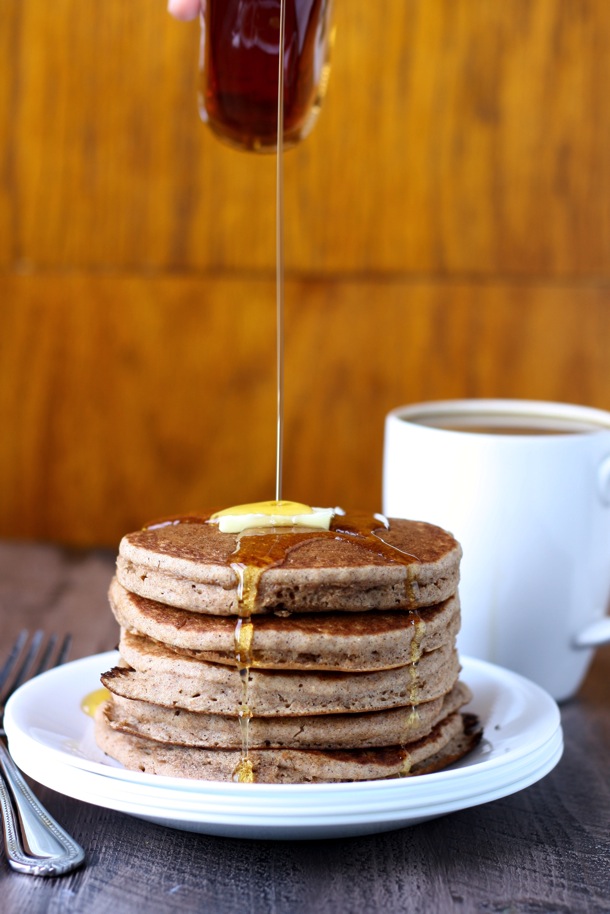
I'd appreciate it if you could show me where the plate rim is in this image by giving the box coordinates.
[10,728,563,827]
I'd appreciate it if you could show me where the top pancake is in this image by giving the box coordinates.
[116,513,461,615]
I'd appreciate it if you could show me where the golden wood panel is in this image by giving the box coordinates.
[2,276,610,546]
[1,0,609,274]
[0,3,18,267]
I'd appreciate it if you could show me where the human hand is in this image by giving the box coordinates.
[167,0,200,21]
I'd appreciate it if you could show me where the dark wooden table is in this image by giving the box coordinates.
[1,539,609,914]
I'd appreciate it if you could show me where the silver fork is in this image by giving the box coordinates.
[0,630,85,876]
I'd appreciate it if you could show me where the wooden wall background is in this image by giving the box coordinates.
[1,0,610,547]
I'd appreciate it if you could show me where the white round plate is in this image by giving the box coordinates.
[5,653,563,839]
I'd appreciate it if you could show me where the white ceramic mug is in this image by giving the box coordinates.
[383,399,610,701]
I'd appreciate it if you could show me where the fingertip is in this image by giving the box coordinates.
[167,0,201,22]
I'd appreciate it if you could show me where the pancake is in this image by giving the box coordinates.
[94,707,481,783]
[100,681,471,749]
[95,709,481,784]
[103,630,461,716]
[108,577,461,672]
[116,514,462,615]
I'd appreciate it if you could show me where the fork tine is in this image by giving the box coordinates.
[0,631,72,707]
[2,630,44,700]
[55,634,72,667]
[0,631,29,694]
[32,634,58,678]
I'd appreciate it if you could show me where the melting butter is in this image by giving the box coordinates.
[211,500,334,534]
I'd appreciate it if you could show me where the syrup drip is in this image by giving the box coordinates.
[400,755,413,777]
[230,557,269,782]
[233,612,255,782]
[407,614,426,723]
[275,0,286,503]
[330,512,421,606]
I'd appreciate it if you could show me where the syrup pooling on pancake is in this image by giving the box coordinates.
[145,508,423,591]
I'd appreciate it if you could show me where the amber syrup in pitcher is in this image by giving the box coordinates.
[200,0,334,151]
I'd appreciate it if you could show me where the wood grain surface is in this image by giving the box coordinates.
[2,279,610,545]
[2,1,610,545]
[0,541,609,913]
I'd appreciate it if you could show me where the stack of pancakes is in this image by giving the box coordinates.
[95,512,481,783]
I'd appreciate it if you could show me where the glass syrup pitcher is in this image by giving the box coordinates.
[198,0,335,152]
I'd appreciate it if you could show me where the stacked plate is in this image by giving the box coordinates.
[5,652,563,839]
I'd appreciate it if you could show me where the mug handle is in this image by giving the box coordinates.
[574,616,610,648]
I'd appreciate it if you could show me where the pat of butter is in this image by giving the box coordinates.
[211,501,334,534]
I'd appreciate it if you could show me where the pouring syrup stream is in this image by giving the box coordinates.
[275,0,286,504]
[233,1,287,781]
